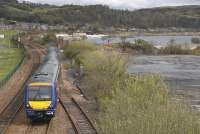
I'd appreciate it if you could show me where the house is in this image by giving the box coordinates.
[56,34,72,40]
[0,34,4,39]
[72,33,87,39]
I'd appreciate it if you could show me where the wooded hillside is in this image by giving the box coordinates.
[0,2,200,29]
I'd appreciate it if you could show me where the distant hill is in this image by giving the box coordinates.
[0,2,200,29]
[0,0,17,3]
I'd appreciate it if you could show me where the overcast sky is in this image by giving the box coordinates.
[18,0,200,10]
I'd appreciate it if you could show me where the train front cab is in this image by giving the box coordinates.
[24,82,58,121]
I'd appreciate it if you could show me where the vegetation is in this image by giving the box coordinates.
[64,41,200,133]
[158,44,192,55]
[0,48,24,81]
[0,2,200,29]
[0,0,17,4]
[192,46,200,55]
[119,39,156,54]
[64,40,96,73]
[0,29,24,87]
[115,39,196,55]
[191,37,200,44]
[80,51,127,101]
[40,32,57,45]
[97,75,200,134]
[0,30,18,47]
[29,31,57,46]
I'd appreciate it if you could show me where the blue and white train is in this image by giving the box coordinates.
[24,47,60,121]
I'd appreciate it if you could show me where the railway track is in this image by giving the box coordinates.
[59,97,97,134]
[33,45,47,55]
[0,45,46,134]
[75,84,89,100]
[28,44,47,56]
[0,98,23,134]
[25,120,51,134]
[0,44,96,134]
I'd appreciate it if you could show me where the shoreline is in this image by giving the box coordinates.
[109,32,200,37]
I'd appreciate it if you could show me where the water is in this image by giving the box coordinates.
[127,55,200,108]
[88,35,200,46]
[128,55,200,90]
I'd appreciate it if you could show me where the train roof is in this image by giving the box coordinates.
[30,47,59,84]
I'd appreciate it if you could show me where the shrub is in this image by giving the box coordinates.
[120,39,156,54]
[80,51,127,101]
[64,40,96,71]
[41,32,57,45]
[159,44,192,55]
[191,38,200,44]
[64,41,96,59]
[192,46,200,55]
[97,75,200,134]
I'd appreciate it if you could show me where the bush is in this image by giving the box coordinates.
[192,46,200,55]
[159,44,192,55]
[64,40,96,59]
[191,38,200,44]
[120,39,156,54]
[80,51,127,101]
[97,75,200,134]
[41,32,57,45]
[64,40,96,71]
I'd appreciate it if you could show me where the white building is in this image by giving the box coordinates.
[56,34,71,39]
[0,34,4,39]
[56,33,87,41]
[73,33,87,39]
[56,34,74,41]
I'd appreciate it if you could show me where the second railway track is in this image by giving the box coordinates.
[60,97,97,134]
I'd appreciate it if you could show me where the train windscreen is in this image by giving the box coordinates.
[28,86,52,101]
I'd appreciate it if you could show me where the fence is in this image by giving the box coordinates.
[0,42,25,89]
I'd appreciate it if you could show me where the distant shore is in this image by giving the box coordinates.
[111,31,200,37]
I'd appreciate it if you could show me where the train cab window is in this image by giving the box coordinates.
[28,86,52,101]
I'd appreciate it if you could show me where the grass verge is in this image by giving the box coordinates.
[0,30,18,47]
[158,44,192,55]
[97,75,200,134]
[0,48,24,82]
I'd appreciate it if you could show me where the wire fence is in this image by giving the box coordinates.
[0,41,25,89]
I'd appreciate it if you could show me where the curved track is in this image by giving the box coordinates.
[0,45,45,134]
[0,44,97,134]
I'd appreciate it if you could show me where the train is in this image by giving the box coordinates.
[24,47,60,121]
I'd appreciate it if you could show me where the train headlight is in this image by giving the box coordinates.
[26,103,31,108]
[48,103,53,109]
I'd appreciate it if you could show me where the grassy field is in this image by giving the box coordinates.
[0,30,23,83]
[0,30,18,47]
[0,48,23,81]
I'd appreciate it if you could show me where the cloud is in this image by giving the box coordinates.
[18,0,200,10]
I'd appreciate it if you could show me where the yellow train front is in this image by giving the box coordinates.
[24,47,59,121]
